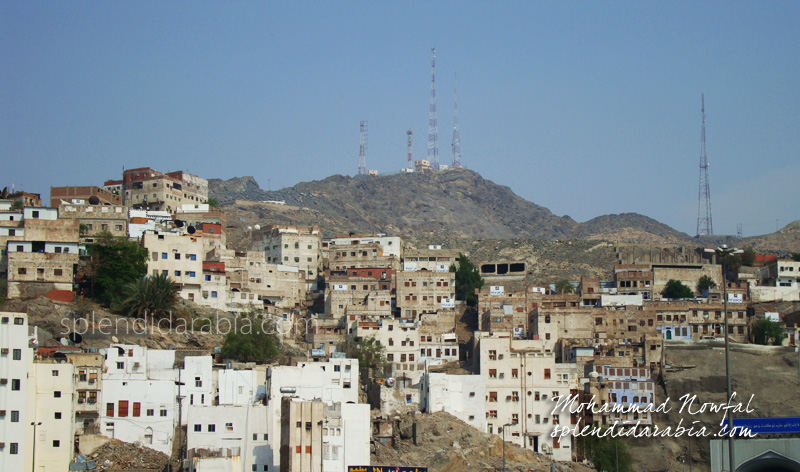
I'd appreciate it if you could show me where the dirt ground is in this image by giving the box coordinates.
[627,342,800,472]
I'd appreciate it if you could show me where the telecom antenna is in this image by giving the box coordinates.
[427,48,439,170]
[407,130,413,170]
[736,223,742,239]
[358,121,367,175]
[696,94,713,236]
[451,72,462,168]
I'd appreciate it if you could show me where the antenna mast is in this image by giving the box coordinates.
[696,94,713,236]
[407,130,413,171]
[452,72,462,168]
[358,121,367,175]
[427,48,439,170]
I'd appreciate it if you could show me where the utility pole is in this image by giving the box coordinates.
[31,421,42,472]
[451,72,462,168]
[427,48,439,170]
[358,121,367,175]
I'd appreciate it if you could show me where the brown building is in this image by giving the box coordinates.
[50,186,122,208]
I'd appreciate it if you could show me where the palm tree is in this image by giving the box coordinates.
[121,273,179,320]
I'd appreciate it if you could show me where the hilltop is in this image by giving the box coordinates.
[209,169,693,243]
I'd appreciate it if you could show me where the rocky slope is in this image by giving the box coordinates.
[210,170,694,243]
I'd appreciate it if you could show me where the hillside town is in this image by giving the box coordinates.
[1,167,799,472]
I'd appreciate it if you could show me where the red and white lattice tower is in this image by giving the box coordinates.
[696,94,713,236]
[427,48,439,170]
[407,129,413,170]
[358,121,367,176]
[451,73,462,168]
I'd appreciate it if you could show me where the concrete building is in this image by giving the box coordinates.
[423,373,487,432]
[474,332,578,461]
[329,242,400,272]
[751,259,800,302]
[186,404,271,472]
[100,344,179,454]
[0,312,34,471]
[58,203,128,242]
[144,232,204,304]
[327,233,403,259]
[356,318,421,381]
[65,352,104,435]
[29,360,76,472]
[258,225,322,283]
[217,368,264,406]
[396,270,456,320]
[49,185,122,208]
[117,167,208,212]
[180,356,215,424]
[402,246,458,273]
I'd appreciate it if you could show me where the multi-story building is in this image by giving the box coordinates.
[396,270,456,320]
[58,203,128,242]
[0,200,24,278]
[0,312,34,471]
[29,359,76,471]
[6,208,81,299]
[423,373,487,432]
[49,185,122,207]
[116,167,208,212]
[186,403,271,472]
[356,318,421,381]
[474,332,578,461]
[327,233,403,259]
[329,242,400,272]
[402,246,458,272]
[258,225,322,285]
[65,352,104,435]
[143,232,203,303]
[100,345,179,454]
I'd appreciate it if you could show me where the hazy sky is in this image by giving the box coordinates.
[2,1,798,237]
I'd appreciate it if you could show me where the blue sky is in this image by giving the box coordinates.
[2,1,798,237]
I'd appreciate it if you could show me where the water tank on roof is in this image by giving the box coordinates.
[280,387,297,394]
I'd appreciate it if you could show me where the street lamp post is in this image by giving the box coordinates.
[706,244,742,472]
[502,423,513,472]
[31,421,42,472]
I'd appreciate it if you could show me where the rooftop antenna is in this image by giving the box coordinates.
[407,129,413,171]
[451,72,462,168]
[427,48,439,170]
[696,94,713,237]
[358,121,367,175]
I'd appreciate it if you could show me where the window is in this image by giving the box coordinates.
[226,422,234,432]
[512,391,520,402]
[512,369,519,378]
[54,391,62,398]
[133,402,141,417]
[147,409,154,416]
[53,440,60,447]
[544,369,551,379]
[10,443,18,455]
[174,270,181,277]
[11,379,20,390]
[116,362,124,369]
[488,410,498,418]
[118,400,128,417]
[194,424,202,432]
[12,349,21,360]
[160,409,167,417]
[55,412,62,419]
[489,369,497,379]
[488,350,497,360]
[162,253,168,259]
[189,254,197,261]
[489,391,498,402]
[208,424,216,432]
[211,291,217,298]
[17,267,26,275]
[187,271,195,277]
[52,369,59,376]
[106,403,115,417]
[11,410,19,422]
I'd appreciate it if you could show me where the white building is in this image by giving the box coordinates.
[100,345,178,455]
[356,318,421,382]
[30,360,76,471]
[0,312,33,471]
[328,234,403,259]
[423,373,487,432]
[180,356,214,424]
[475,332,578,461]
[266,359,359,470]
[186,404,271,472]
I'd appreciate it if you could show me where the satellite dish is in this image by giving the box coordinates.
[174,220,185,228]
[111,336,119,343]
[247,226,253,231]
[60,337,70,346]
[29,337,38,348]
[54,352,67,360]
[253,224,261,230]
[88,195,100,205]
[69,332,83,344]
[187,226,196,234]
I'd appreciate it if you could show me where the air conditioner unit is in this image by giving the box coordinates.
[1,348,8,354]
[89,379,96,384]
[78,398,85,404]
[0,379,7,385]
[0,410,5,416]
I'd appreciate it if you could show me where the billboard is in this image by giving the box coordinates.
[333,284,347,291]
[440,298,455,308]
[727,293,744,303]
[490,285,504,295]
[403,262,418,272]
[764,312,780,322]
[721,417,800,435]
[435,264,449,272]
[349,468,428,472]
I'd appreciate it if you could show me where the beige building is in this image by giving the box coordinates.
[143,232,203,302]
[65,352,104,435]
[356,317,422,381]
[329,242,400,272]
[49,185,122,207]
[396,270,456,320]
[29,360,76,472]
[58,203,128,242]
[117,167,208,212]
[403,246,458,272]
[258,225,322,283]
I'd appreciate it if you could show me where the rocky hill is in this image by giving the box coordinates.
[209,169,694,243]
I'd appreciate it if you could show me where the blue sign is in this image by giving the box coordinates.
[348,467,428,472]
[721,417,800,435]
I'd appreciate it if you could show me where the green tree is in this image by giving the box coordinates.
[450,253,484,307]
[662,279,694,299]
[350,336,387,373]
[120,272,179,319]
[555,279,574,294]
[581,432,633,472]
[741,247,756,266]
[206,197,220,208]
[89,232,148,306]
[11,200,23,210]
[221,316,280,363]
[792,253,800,262]
[696,275,717,294]
[752,319,786,346]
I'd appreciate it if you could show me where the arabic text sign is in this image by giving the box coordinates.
[721,417,800,435]
[348,467,428,472]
